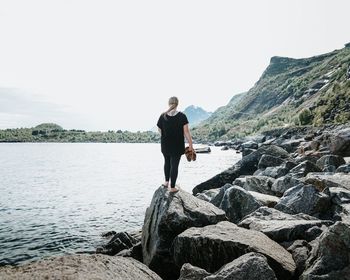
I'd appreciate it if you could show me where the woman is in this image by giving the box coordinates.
[157,96,194,193]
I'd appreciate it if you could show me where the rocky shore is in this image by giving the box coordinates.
[1,124,350,279]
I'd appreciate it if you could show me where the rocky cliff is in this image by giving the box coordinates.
[192,43,350,142]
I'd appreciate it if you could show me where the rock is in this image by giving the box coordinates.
[322,164,336,172]
[301,222,350,280]
[192,166,240,195]
[195,188,220,202]
[242,148,256,157]
[221,146,229,150]
[205,253,277,280]
[248,191,280,207]
[278,139,304,153]
[316,155,346,169]
[329,128,350,156]
[178,263,211,280]
[232,177,246,187]
[0,254,162,280]
[192,145,289,195]
[254,165,289,179]
[295,154,321,165]
[219,185,262,223]
[172,221,296,280]
[271,175,302,196]
[287,240,312,277]
[242,141,258,149]
[96,230,141,256]
[288,161,322,178]
[329,187,350,205]
[336,164,350,173]
[238,207,332,242]
[243,176,276,195]
[304,172,350,191]
[275,184,331,218]
[258,154,285,169]
[141,187,226,279]
[116,242,143,262]
[210,183,232,207]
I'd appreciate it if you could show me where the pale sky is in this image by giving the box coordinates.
[0,0,349,131]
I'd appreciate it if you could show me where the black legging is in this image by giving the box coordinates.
[163,154,182,188]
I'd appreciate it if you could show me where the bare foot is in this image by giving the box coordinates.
[169,187,179,193]
[161,182,169,188]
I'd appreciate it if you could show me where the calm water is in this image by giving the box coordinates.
[0,143,240,266]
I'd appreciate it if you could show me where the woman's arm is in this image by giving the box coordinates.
[158,127,161,135]
[183,124,193,151]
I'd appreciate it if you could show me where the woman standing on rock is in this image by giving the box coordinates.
[157,96,194,193]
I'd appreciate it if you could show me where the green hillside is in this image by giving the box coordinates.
[192,43,350,142]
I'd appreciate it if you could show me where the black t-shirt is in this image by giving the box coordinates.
[157,112,189,156]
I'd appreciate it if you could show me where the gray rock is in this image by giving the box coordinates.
[178,263,211,280]
[275,184,331,218]
[243,176,276,195]
[254,165,289,178]
[192,145,289,195]
[211,183,232,207]
[287,240,312,277]
[0,254,162,280]
[316,155,346,169]
[242,141,258,149]
[219,185,262,223]
[242,148,256,157]
[172,221,296,280]
[329,128,350,156]
[301,222,350,280]
[195,188,220,202]
[258,154,286,169]
[329,187,350,205]
[141,187,226,279]
[232,177,246,187]
[304,172,350,191]
[288,161,322,178]
[96,230,140,256]
[205,253,277,280]
[271,175,302,196]
[238,207,332,242]
[322,164,336,172]
[248,191,280,207]
[336,164,350,173]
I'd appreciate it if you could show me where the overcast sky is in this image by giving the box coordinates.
[0,0,349,131]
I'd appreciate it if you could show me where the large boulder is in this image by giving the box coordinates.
[205,253,277,280]
[301,222,350,280]
[243,176,276,195]
[304,172,350,191]
[218,185,262,223]
[329,128,350,156]
[172,221,296,280]
[258,154,286,169]
[0,254,162,280]
[192,145,289,194]
[238,207,332,242]
[141,187,226,279]
[275,184,331,218]
[288,160,322,178]
[316,155,346,170]
[271,175,302,196]
[248,191,280,207]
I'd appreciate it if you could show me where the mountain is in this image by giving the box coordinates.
[192,43,350,142]
[183,105,212,126]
